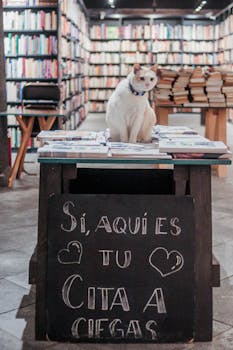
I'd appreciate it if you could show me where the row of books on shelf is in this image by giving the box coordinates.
[5,58,58,79]
[61,0,89,35]
[89,77,119,88]
[90,52,153,65]
[89,89,113,101]
[90,39,219,53]
[61,60,89,78]
[90,23,216,41]
[90,53,120,64]
[219,34,233,50]
[3,0,56,5]
[89,64,120,76]
[36,125,231,160]
[60,38,87,60]
[216,14,233,38]
[3,10,57,31]
[89,52,218,66]
[63,104,88,130]
[155,67,233,107]
[61,15,79,39]
[88,101,107,112]
[63,93,88,113]
[218,50,233,65]
[61,77,84,100]
[4,34,57,56]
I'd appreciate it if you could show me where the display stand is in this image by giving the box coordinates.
[31,156,231,343]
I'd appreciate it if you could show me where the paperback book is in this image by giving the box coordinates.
[38,142,109,158]
[159,139,228,154]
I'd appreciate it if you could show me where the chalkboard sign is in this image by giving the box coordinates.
[47,194,195,343]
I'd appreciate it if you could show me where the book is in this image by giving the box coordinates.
[153,125,198,136]
[159,139,228,154]
[37,142,109,158]
[37,130,103,142]
[109,142,171,159]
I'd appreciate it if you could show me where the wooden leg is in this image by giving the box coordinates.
[8,116,35,187]
[17,116,57,177]
[38,116,56,131]
[17,117,35,178]
[189,165,213,341]
[214,109,227,177]
[36,163,62,339]
[205,108,217,140]
[205,108,227,177]
[155,107,172,125]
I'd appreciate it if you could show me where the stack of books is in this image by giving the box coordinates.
[154,69,177,105]
[222,71,233,107]
[155,125,231,159]
[206,70,225,107]
[172,69,191,105]
[189,67,208,105]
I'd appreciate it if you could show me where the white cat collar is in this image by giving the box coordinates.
[129,82,146,96]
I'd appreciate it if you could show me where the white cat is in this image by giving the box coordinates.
[106,64,158,143]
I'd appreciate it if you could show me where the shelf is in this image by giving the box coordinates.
[6,78,58,82]
[4,30,57,35]
[5,54,57,59]
[3,5,57,11]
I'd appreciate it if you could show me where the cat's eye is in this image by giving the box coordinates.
[140,77,145,81]
[150,78,154,81]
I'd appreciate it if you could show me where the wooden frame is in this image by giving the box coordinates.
[32,160,221,342]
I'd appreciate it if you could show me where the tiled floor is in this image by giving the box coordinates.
[0,112,233,349]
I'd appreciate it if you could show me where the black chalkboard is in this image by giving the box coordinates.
[47,194,195,343]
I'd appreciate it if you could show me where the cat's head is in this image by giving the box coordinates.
[130,64,158,92]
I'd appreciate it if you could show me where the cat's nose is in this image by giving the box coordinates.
[145,83,150,87]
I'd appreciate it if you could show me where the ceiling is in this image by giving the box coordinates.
[83,0,233,19]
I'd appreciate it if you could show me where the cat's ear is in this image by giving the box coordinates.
[150,64,158,73]
[133,64,141,74]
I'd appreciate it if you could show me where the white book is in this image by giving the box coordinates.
[37,130,98,142]
[38,143,109,158]
[159,139,228,154]
[153,125,198,135]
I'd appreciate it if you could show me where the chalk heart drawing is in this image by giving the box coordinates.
[149,247,184,277]
[57,241,83,265]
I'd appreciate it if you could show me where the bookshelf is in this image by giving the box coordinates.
[89,17,219,112]
[3,0,90,149]
[3,0,59,150]
[59,0,90,130]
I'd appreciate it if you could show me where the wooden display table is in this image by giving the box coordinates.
[0,107,65,188]
[155,105,228,177]
[31,156,231,343]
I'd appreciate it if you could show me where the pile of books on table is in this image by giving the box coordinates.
[206,70,225,107]
[37,127,231,160]
[172,69,191,105]
[153,125,231,159]
[188,67,208,106]
[154,69,177,105]
[222,71,233,107]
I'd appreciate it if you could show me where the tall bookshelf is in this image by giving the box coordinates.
[89,17,218,112]
[3,0,90,150]
[60,0,90,129]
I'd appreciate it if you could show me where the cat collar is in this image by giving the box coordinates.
[129,82,146,96]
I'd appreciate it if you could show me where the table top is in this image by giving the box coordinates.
[38,156,231,166]
[0,107,65,117]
